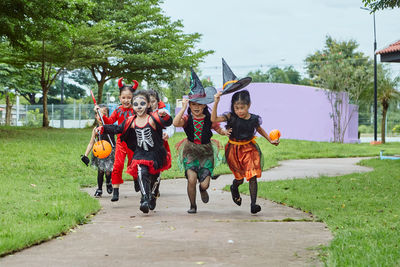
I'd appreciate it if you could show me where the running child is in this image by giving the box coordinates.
[96,77,138,202]
[81,105,115,197]
[211,90,279,214]
[173,69,230,214]
[98,90,172,213]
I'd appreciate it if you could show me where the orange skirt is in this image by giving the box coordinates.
[225,139,262,181]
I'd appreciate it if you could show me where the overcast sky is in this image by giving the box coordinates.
[160,0,400,87]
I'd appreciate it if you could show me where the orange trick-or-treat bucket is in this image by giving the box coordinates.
[269,129,281,141]
[93,140,112,159]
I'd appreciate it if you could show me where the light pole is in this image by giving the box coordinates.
[361,7,378,141]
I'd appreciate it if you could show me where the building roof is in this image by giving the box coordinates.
[376,40,400,55]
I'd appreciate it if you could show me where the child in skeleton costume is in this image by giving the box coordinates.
[97,78,138,202]
[211,59,279,214]
[99,90,172,214]
[173,68,230,214]
[81,105,115,197]
[148,89,174,199]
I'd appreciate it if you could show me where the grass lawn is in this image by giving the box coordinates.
[1,126,400,260]
[238,159,400,266]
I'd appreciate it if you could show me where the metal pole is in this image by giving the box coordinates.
[60,71,64,128]
[373,11,378,141]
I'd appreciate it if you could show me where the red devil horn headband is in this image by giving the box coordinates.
[118,77,124,89]
[118,77,138,91]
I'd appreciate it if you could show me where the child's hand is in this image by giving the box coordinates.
[214,91,222,103]
[225,128,232,137]
[93,105,100,112]
[182,98,189,108]
[270,139,280,146]
[97,126,104,134]
[162,132,169,140]
[158,109,167,117]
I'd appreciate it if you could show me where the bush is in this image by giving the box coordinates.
[392,124,400,134]
[358,125,370,134]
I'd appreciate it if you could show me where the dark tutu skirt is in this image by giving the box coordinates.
[175,139,222,177]
[91,148,115,172]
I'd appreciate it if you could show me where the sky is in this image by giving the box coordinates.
[160,0,400,87]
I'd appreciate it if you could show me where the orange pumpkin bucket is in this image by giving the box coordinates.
[93,140,112,159]
[269,129,281,141]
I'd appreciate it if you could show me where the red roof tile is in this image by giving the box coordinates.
[376,40,400,55]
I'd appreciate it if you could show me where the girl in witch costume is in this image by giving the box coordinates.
[173,69,230,214]
[98,90,172,214]
[95,77,139,202]
[81,105,115,197]
[211,90,279,214]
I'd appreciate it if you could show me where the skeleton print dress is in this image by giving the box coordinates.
[103,112,172,178]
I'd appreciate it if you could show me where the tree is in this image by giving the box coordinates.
[2,0,113,127]
[85,0,212,104]
[362,0,400,11]
[305,36,373,142]
[247,66,310,85]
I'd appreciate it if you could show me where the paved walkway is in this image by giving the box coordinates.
[1,158,372,267]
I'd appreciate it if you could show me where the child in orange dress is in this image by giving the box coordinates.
[211,90,279,214]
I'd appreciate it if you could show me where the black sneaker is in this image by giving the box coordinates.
[106,183,113,194]
[251,204,261,214]
[187,204,197,214]
[199,185,209,203]
[111,188,119,202]
[94,189,102,198]
[134,179,140,192]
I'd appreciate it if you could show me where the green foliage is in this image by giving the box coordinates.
[26,108,42,126]
[362,0,400,11]
[247,66,309,85]
[249,159,400,266]
[358,124,370,134]
[392,124,400,134]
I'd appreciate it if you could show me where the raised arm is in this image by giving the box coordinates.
[211,91,227,123]
[173,98,189,127]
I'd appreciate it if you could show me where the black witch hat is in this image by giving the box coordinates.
[188,68,216,105]
[221,58,252,95]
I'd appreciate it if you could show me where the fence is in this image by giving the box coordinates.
[0,103,99,128]
[358,103,400,137]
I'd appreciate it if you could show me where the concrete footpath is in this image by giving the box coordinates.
[1,158,372,267]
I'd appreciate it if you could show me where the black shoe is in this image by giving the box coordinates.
[199,185,209,203]
[94,189,102,197]
[106,183,113,194]
[187,204,197,214]
[149,195,156,211]
[211,175,220,180]
[111,188,119,202]
[251,204,261,214]
[134,179,140,192]
[140,196,150,214]
[230,184,242,206]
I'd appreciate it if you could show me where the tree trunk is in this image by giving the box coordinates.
[42,88,49,127]
[97,78,106,104]
[5,91,12,125]
[381,103,388,144]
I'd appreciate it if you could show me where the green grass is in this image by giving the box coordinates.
[0,126,100,256]
[237,159,400,266]
[1,126,400,260]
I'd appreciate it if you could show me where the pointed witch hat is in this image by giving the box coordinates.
[221,58,252,95]
[188,68,216,105]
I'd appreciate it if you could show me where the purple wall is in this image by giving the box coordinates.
[175,83,359,143]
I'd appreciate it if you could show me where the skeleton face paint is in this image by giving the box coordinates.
[133,96,148,116]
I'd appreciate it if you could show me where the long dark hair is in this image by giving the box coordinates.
[147,89,160,102]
